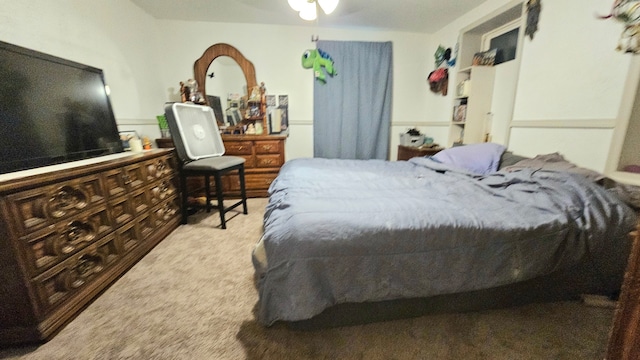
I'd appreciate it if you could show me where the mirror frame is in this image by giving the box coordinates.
[193,43,257,106]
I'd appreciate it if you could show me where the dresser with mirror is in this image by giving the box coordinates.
[158,43,286,198]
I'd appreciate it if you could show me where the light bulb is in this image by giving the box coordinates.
[288,0,306,11]
[318,0,338,14]
[299,1,317,21]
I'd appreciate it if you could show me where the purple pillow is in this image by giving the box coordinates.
[431,143,506,175]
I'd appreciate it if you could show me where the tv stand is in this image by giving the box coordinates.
[0,149,180,345]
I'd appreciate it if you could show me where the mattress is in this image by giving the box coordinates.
[253,157,636,325]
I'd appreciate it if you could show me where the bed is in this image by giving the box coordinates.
[252,144,638,327]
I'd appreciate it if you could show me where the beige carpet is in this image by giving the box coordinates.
[0,198,615,359]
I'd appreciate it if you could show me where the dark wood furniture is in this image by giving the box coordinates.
[194,43,268,133]
[156,135,286,198]
[397,145,443,161]
[222,134,285,197]
[194,43,257,106]
[606,226,640,359]
[0,149,180,345]
[187,43,285,198]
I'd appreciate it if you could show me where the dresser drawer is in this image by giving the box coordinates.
[21,205,114,277]
[255,140,281,154]
[229,173,278,191]
[225,141,253,155]
[6,174,106,237]
[32,234,120,312]
[152,196,180,226]
[108,195,135,226]
[237,154,255,168]
[144,156,175,182]
[256,154,283,168]
[221,135,285,198]
[149,178,178,206]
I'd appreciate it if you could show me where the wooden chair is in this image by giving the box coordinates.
[164,102,247,229]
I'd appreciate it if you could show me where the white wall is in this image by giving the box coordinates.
[152,21,432,160]
[507,0,633,172]
[512,0,628,122]
[0,0,166,141]
[426,0,636,173]
[1,0,637,169]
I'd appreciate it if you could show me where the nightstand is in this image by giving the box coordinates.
[397,145,443,161]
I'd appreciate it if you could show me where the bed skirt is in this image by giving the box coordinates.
[284,253,626,330]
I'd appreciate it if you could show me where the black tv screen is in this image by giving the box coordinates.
[0,40,124,175]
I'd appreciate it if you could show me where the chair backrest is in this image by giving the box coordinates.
[164,102,226,163]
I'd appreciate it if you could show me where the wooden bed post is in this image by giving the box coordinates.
[606,224,640,359]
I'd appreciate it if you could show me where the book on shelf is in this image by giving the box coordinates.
[453,104,467,122]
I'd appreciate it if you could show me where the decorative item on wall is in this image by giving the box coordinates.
[599,0,640,53]
[427,68,448,96]
[434,44,457,68]
[301,48,337,83]
[427,44,455,96]
[526,0,542,40]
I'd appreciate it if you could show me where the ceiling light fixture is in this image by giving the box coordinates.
[288,0,339,21]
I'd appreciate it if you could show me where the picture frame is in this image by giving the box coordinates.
[268,107,281,134]
[278,95,288,107]
[472,49,497,66]
[266,94,276,108]
[226,108,243,126]
[277,105,288,131]
[206,95,225,125]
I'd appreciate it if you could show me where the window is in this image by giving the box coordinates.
[482,19,520,65]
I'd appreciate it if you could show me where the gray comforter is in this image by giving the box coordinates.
[253,157,636,325]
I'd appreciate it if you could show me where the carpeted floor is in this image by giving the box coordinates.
[0,198,615,359]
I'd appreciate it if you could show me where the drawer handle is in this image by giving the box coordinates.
[49,186,88,218]
[237,146,245,150]
[152,181,171,201]
[147,161,167,178]
[62,221,96,253]
[70,254,105,289]
[262,145,272,151]
[155,203,177,221]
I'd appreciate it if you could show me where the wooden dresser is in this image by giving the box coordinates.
[221,134,286,197]
[157,134,286,198]
[0,149,180,345]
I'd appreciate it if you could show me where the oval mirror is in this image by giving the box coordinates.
[204,57,247,125]
[194,43,257,108]
[206,56,246,101]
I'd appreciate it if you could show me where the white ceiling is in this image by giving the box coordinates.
[130,0,491,34]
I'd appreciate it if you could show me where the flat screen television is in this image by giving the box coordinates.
[0,40,124,175]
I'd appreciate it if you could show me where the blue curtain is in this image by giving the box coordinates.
[313,41,393,160]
